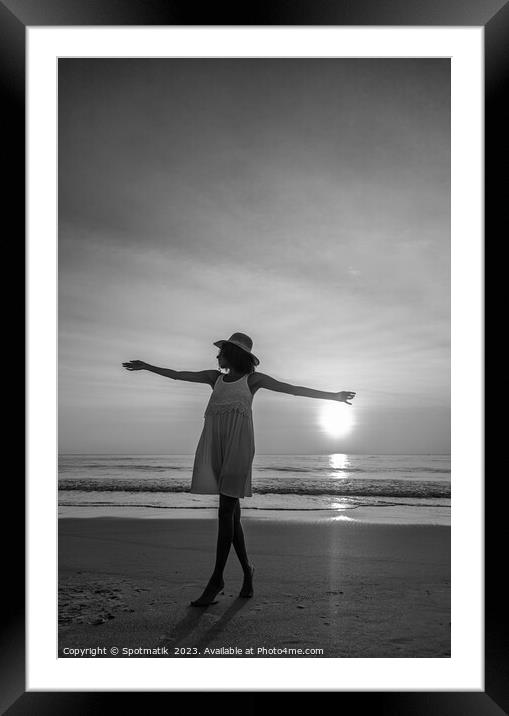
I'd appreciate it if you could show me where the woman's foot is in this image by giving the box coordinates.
[189,577,225,607]
[239,565,255,598]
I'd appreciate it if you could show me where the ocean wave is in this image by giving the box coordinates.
[59,464,450,476]
[58,501,450,511]
[59,464,188,471]
[59,479,450,498]
[258,466,450,475]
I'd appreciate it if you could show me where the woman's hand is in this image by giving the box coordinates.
[123,360,150,371]
[334,391,356,405]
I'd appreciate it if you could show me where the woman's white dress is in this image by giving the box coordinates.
[190,373,255,498]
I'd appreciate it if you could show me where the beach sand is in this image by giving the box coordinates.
[58,517,450,658]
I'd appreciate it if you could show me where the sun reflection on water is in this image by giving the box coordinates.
[329,453,349,470]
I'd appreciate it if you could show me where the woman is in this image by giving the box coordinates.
[123,332,356,607]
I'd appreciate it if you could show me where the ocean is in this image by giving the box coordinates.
[58,453,450,524]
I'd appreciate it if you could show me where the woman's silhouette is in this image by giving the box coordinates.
[123,332,356,607]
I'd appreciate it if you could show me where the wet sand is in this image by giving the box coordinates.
[58,517,450,658]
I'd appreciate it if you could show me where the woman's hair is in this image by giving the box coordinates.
[219,342,257,374]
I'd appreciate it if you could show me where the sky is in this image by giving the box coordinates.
[58,58,450,455]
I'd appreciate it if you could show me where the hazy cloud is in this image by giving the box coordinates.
[59,58,450,454]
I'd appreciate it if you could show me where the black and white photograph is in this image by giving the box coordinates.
[57,57,451,659]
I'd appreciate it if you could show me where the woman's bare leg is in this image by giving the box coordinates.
[232,501,250,571]
[211,494,238,582]
[233,501,254,596]
[190,494,237,605]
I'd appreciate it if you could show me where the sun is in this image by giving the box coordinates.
[319,402,355,438]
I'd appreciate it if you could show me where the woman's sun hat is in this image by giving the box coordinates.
[213,332,260,366]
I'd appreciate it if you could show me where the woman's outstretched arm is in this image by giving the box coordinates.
[123,361,220,386]
[254,372,356,404]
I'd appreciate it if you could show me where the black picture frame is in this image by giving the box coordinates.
[9,0,497,711]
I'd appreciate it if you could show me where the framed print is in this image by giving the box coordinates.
[6,0,500,710]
